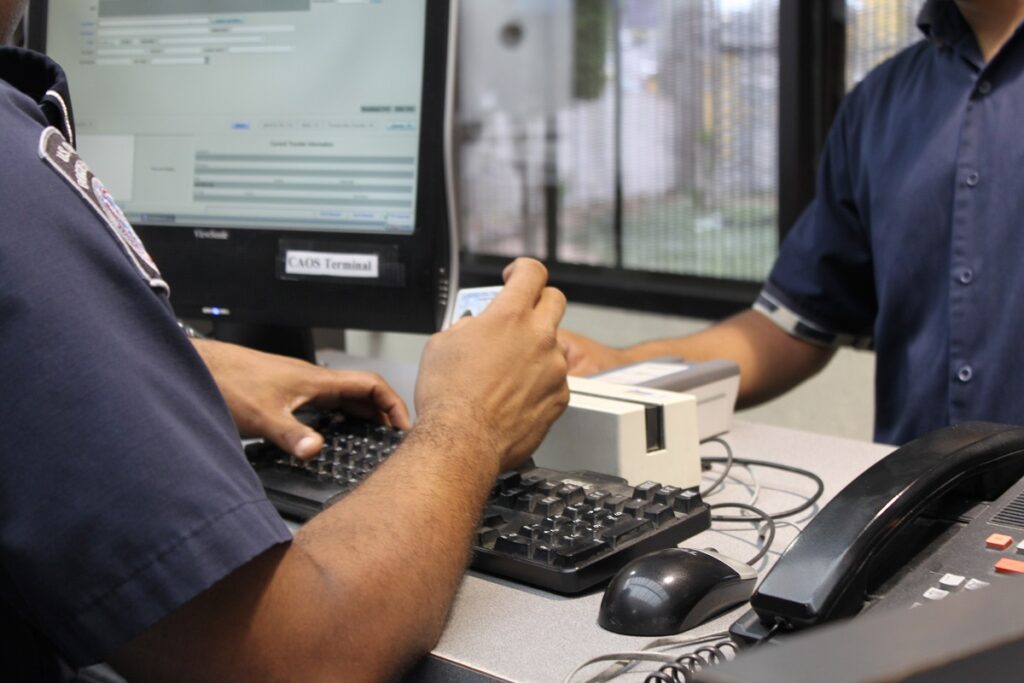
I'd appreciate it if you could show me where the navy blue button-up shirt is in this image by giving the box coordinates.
[0,47,290,677]
[755,0,1024,445]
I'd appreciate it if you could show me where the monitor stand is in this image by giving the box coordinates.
[211,320,319,363]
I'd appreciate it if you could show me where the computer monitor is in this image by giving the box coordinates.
[28,0,457,359]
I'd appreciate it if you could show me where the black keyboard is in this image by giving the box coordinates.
[246,412,711,594]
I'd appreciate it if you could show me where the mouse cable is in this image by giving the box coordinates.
[699,436,734,498]
[561,632,732,683]
[701,456,824,520]
[709,502,775,565]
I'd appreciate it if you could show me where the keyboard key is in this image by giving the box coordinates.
[600,518,654,548]
[536,481,559,496]
[673,490,702,514]
[515,493,543,513]
[533,544,557,565]
[632,481,661,502]
[601,494,629,513]
[476,527,499,549]
[653,486,683,506]
[555,485,585,506]
[497,488,524,508]
[482,512,506,528]
[554,539,608,567]
[550,515,572,532]
[623,499,647,518]
[643,503,674,527]
[569,521,591,537]
[535,496,565,517]
[564,504,592,521]
[520,474,545,492]
[519,524,543,540]
[496,471,521,491]
[495,534,532,558]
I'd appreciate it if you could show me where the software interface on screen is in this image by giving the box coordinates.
[45,0,427,237]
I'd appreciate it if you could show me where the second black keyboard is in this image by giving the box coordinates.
[246,412,711,594]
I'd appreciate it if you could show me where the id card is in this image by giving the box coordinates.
[446,286,503,328]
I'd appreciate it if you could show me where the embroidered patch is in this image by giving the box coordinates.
[38,126,169,294]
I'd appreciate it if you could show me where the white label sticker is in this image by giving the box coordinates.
[598,362,691,386]
[284,250,379,278]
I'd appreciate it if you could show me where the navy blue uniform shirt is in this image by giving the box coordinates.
[756,0,1024,445]
[0,48,290,679]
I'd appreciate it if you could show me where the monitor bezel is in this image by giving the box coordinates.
[27,0,458,338]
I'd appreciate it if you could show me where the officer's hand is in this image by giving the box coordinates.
[559,328,628,376]
[414,258,570,473]
[193,339,410,459]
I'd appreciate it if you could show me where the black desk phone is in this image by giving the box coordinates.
[731,421,1024,644]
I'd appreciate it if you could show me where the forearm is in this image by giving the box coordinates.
[113,258,567,683]
[113,417,500,683]
[288,417,500,677]
[618,310,836,408]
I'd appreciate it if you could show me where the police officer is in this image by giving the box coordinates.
[0,2,569,680]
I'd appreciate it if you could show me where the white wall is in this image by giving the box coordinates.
[334,301,877,442]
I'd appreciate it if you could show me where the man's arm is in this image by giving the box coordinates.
[192,338,412,458]
[109,258,570,683]
[560,309,835,408]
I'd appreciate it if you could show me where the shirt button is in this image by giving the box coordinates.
[958,268,974,285]
[957,365,974,383]
[977,79,992,95]
[965,171,980,187]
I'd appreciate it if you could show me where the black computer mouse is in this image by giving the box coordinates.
[598,547,757,636]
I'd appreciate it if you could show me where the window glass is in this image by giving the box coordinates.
[457,0,780,281]
[846,0,926,88]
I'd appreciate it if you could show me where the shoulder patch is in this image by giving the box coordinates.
[38,126,169,294]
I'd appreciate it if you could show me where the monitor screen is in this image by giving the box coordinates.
[30,0,457,356]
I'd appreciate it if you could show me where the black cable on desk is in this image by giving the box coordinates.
[702,456,824,520]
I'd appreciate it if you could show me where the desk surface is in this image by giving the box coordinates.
[424,421,893,683]
[317,351,894,683]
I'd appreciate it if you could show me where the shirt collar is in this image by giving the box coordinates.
[0,47,75,144]
[917,0,973,48]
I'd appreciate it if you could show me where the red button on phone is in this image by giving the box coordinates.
[986,533,1014,550]
[995,558,1024,575]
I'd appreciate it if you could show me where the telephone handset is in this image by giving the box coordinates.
[731,421,1024,644]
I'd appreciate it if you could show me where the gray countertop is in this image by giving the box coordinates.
[424,421,894,683]
[316,350,894,682]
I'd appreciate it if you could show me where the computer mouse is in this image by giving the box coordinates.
[598,547,757,636]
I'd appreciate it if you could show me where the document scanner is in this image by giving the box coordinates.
[531,377,701,489]
[593,359,740,441]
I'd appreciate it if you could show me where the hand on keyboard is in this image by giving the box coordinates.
[248,412,711,594]
[193,338,411,458]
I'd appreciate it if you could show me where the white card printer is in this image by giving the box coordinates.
[592,359,740,441]
[530,376,701,489]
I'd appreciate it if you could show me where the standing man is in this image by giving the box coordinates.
[563,0,1024,445]
[0,2,569,681]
